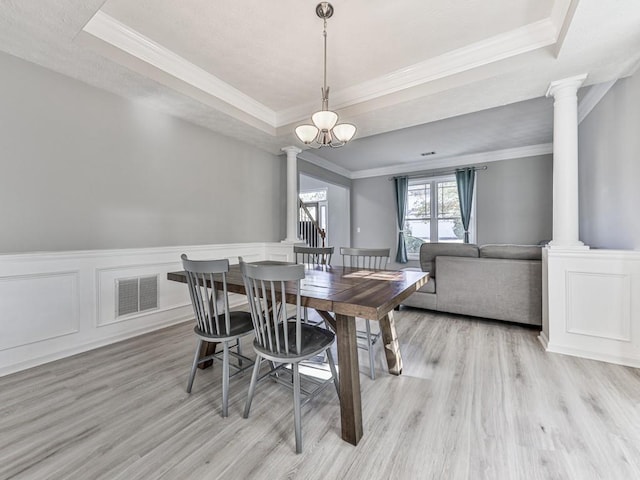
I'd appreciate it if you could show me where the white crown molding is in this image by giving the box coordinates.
[349,144,553,179]
[550,0,574,32]
[551,0,581,57]
[578,80,616,123]
[278,19,559,125]
[84,10,564,131]
[297,150,353,179]
[82,11,277,126]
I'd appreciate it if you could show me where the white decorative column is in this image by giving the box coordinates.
[542,74,589,357]
[545,74,588,249]
[282,146,302,243]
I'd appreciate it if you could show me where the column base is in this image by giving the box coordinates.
[547,241,590,251]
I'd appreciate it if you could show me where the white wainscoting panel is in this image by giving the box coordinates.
[546,248,640,367]
[566,272,631,341]
[0,242,293,376]
[0,271,80,351]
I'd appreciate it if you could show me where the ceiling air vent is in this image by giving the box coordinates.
[116,275,159,317]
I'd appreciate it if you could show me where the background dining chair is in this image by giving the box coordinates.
[293,245,334,267]
[339,247,391,380]
[293,245,334,326]
[240,261,339,453]
[340,247,390,270]
[181,254,255,417]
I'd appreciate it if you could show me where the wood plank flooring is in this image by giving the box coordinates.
[1,308,640,480]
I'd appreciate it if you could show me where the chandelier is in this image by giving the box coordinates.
[295,2,356,148]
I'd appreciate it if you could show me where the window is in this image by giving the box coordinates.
[299,189,327,203]
[405,177,471,256]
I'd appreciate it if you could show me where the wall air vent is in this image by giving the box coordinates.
[116,275,158,317]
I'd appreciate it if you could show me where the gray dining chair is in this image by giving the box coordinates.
[240,261,339,454]
[181,254,255,417]
[340,247,390,380]
[293,245,334,326]
[293,245,334,267]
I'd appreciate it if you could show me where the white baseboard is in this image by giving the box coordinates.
[0,313,192,378]
[537,330,549,350]
[546,342,640,369]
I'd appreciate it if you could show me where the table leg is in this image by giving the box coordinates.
[198,341,218,369]
[335,313,363,445]
[379,310,403,375]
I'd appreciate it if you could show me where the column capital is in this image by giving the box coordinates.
[546,74,588,98]
[281,146,302,156]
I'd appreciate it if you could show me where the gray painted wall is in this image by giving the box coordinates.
[578,72,640,249]
[351,174,397,257]
[298,159,352,189]
[476,155,553,245]
[0,52,285,253]
[351,155,553,269]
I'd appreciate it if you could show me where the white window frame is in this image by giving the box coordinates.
[405,175,476,260]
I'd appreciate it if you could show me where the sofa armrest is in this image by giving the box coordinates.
[435,256,542,325]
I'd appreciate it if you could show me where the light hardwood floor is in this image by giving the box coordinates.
[2,308,640,480]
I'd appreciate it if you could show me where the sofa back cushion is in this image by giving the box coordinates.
[419,243,479,277]
[479,244,542,260]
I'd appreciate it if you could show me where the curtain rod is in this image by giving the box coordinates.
[388,165,487,181]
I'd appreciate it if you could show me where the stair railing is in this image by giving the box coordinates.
[298,199,326,247]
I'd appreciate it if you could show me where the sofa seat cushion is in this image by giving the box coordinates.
[419,243,479,278]
[479,244,542,260]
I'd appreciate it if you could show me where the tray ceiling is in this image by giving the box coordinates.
[1,0,639,175]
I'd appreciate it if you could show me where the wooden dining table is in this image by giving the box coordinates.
[168,262,428,446]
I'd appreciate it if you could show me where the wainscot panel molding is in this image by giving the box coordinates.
[544,248,640,367]
[0,242,294,376]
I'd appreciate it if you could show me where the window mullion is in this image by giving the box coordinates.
[430,180,438,241]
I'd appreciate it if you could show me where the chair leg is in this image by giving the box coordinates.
[236,338,243,368]
[221,341,230,417]
[366,320,376,380]
[244,355,262,418]
[293,362,302,454]
[326,348,340,398]
[187,339,202,393]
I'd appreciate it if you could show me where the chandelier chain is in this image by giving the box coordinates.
[322,17,328,109]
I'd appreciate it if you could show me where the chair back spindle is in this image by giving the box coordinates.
[181,254,232,336]
[293,245,334,267]
[240,262,305,356]
[340,247,390,270]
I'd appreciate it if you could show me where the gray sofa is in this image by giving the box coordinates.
[402,243,542,326]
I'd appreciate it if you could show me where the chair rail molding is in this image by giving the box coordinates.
[0,242,294,377]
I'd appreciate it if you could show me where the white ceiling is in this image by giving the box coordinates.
[99,0,554,112]
[1,0,639,177]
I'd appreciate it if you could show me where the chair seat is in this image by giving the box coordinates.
[194,311,254,341]
[254,323,335,362]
